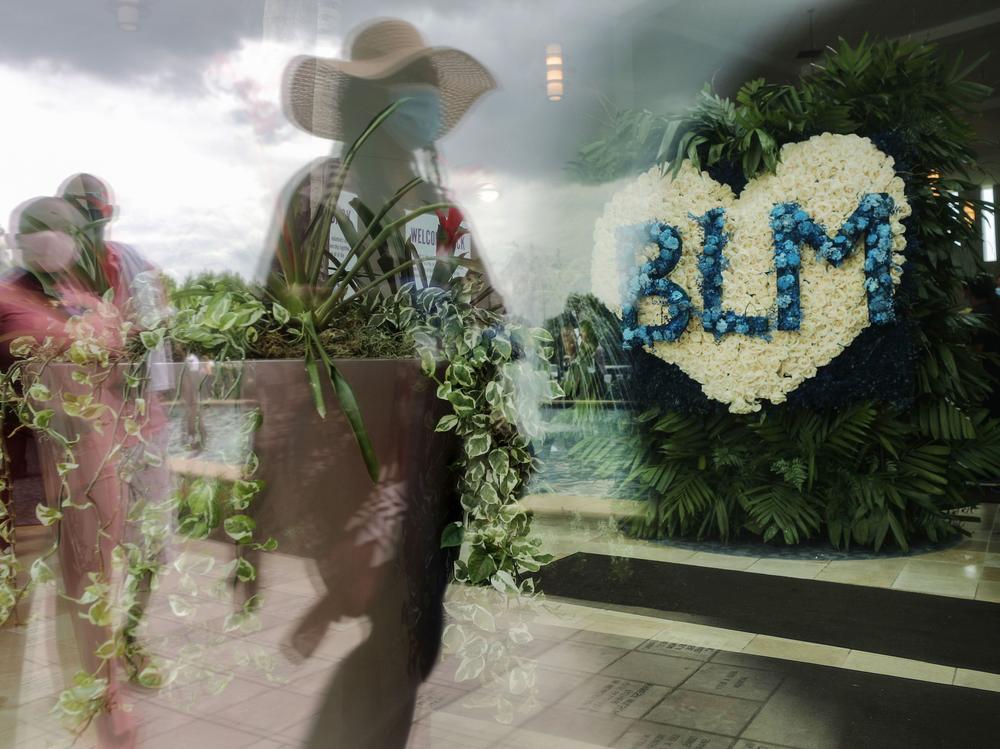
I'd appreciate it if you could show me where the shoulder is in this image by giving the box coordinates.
[0,267,36,290]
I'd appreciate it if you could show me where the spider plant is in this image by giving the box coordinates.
[266,99,481,482]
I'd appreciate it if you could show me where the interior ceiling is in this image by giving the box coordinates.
[624,0,1000,175]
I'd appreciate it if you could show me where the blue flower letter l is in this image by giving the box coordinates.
[695,208,770,339]
[617,222,692,350]
[771,193,898,330]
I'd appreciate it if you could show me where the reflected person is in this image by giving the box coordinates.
[256,17,497,748]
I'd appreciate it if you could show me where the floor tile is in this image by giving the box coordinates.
[980,566,1000,582]
[413,683,467,720]
[890,572,977,598]
[215,681,320,733]
[282,660,339,696]
[644,689,760,737]
[140,718,269,749]
[740,680,842,749]
[900,559,982,580]
[538,641,629,673]
[560,675,670,720]
[521,622,579,642]
[407,710,510,748]
[745,559,827,580]
[685,553,759,572]
[572,629,647,651]
[612,719,735,748]
[636,640,718,662]
[613,545,698,565]
[600,650,702,688]
[582,613,666,641]
[533,667,591,703]
[244,739,287,749]
[975,581,1000,602]
[740,636,849,668]
[440,685,544,727]
[953,668,1000,692]
[842,651,954,684]
[814,563,901,588]
[649,623,756,653]
[521,705,634,746]
[681,663,783,702]
[493,725,620,748]
[918,548,987,564]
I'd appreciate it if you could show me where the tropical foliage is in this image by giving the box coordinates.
[567,37,998,550]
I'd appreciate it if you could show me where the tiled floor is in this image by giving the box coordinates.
[3,500,1000,748]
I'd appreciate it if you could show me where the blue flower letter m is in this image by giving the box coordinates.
[617,222,692,350]
[770,193,898,330]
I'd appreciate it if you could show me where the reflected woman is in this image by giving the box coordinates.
[256,17,497,748]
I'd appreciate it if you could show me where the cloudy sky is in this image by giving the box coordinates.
[0,0,853,319]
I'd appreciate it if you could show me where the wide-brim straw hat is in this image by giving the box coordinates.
[283,18,497,142]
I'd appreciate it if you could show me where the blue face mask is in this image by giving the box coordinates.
[383,86,442,149]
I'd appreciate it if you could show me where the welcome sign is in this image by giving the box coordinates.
[329,193,470,286]
[592,134,911,413]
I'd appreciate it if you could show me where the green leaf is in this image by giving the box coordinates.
[35,504,62,526]
[454,655,485,681]
[467,551,497,584]
[465,432,491,458]
[420,348,436,377]
[223,514,256,543]
[235,558,257,582]
[140,328,165,350]
[435,414,459,432]
[272,302,291,325]
[448,391,477,415]
[440,522,464,548]
[27,382,51,401]
[303,347,327,419]
[30,558,56,585]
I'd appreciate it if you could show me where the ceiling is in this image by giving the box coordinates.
[618,0,1000,178]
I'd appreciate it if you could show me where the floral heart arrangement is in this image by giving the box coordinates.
[592,133,911,413]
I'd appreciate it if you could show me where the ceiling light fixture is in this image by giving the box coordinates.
[477,182,500,203]
[110,1,147,32]
[546,43,563,102]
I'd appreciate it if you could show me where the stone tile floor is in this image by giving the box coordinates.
[2,502,999,748]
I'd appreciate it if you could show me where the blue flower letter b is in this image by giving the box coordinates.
[617,222,692,350]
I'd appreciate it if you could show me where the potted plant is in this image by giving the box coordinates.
[0,100,560,740]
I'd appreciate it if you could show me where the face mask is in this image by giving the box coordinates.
[16,230,79,272]
[383,85,442,149]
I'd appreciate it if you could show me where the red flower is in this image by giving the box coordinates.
[435,207,468,257]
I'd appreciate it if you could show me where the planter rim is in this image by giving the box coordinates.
[44,356,426,366]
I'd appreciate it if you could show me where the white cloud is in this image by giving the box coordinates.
[0,40,328,281]
[0,32,620,317]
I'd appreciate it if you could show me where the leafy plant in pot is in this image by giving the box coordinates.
[172,100,561,718]
[0,101,558,736]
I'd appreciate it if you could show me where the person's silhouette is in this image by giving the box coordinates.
[257,18,497,748]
